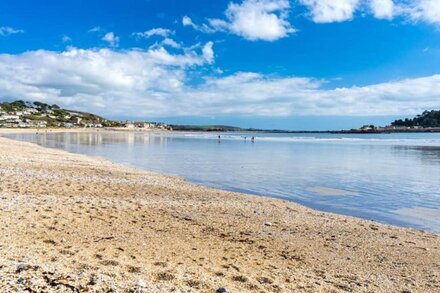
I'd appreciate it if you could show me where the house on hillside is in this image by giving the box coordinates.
[2,115,20,122]
[74,117,82,125]
[360,125,376,131]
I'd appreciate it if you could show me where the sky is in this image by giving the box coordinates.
[0,0,440,130]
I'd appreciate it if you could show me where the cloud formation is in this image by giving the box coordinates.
[0,47,439,118]
[182,16,198,29]
[202,42,215,64]
[299,0,440,25]
[181,0,440,41]
[102,32,120,47]
[88,26,102,33]
[62,35,72,43]
[161,38,181,49]
[370,0,395,19]
[406,0,440,25]
[300,0,360,23]
[133,28,173,39]
[0,26,23,36]
[184,0,295,41]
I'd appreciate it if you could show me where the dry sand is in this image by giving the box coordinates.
[0,134,439,292]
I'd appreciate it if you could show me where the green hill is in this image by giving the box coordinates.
[391,110,440,128]
[0,100,113,128]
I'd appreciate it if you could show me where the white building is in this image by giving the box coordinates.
[2,115,20,121]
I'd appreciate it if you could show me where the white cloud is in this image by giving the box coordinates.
[88,26,101,33]
[370,0,394,19]
[182,16,196,27]
[62,35,72,43]
[182,16,216,33]
[194,73,440,116]
[300,0,360,23]
[202,42,215,64]
[405,0,440,25]
[133,28,173,39]
[0,47,439,118]
[0,26,23,36]
[184,0,295,41]
[184,0,440,34]
[161,38,181,48]
[132,28,181,49]
[102,32,120,47]
[298,0,440,25]
[0,46,214,116]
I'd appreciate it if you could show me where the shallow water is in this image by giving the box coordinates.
[5,131,440,232]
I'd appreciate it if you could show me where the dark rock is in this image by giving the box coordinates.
[257,276,274,284]
[88,275,97,285]
[232,275,248,282]
[216,288,227,293]
[16,263,26,273]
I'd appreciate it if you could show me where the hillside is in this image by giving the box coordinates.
[391,110,440,128]
[0,100,176,130]
[0,100,112,128]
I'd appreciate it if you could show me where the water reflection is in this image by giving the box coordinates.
[393,207,440,231]
[5,131,440,233]
[393,145,440,163]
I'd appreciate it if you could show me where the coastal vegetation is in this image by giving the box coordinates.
[0,100,169,129]
[391,110,440,128]
[0,100,110,128]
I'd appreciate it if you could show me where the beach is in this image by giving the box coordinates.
[0,133,439,292]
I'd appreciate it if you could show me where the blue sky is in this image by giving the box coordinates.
[0,0,440,130]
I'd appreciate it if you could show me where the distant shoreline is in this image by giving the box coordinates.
[1,126,440,134]
[253,128,440,134]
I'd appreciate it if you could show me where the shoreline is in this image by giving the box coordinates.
[0,127,171,134]
[4,128,440,233]
[0,134,439,291]
[2,126,440,135]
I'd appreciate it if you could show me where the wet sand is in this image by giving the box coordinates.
[306,186,357,196]
[0,133,439,292]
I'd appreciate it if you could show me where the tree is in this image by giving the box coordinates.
[33,101,49,109]
[11,100,26,109]
[391,110,440,128]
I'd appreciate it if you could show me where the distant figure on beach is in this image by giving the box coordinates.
[218,135,221,143]
[251,136,255,143]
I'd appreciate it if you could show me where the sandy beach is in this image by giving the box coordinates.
[0,133,439,292]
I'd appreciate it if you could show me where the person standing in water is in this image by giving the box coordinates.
[251,136,255,143]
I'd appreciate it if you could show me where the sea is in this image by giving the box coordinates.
[5,131,440,233]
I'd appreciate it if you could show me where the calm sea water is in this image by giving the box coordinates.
[5,131,440,232]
